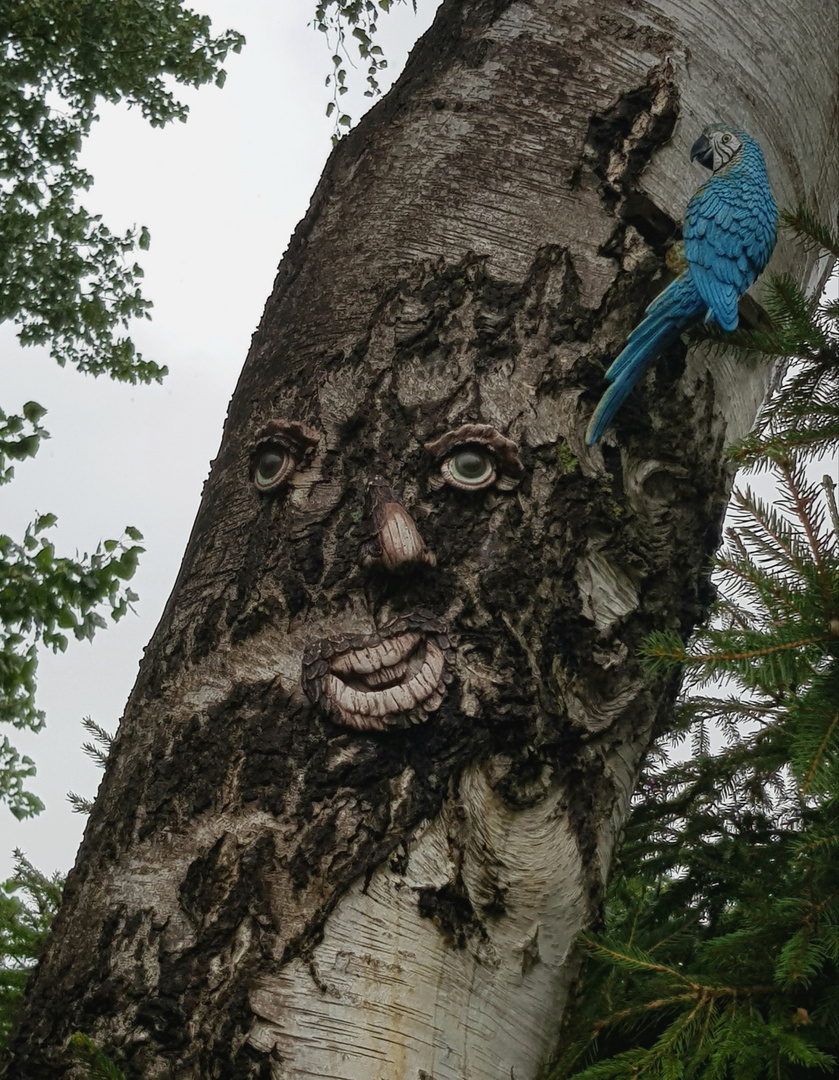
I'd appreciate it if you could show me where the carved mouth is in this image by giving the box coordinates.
[302,613,454,731]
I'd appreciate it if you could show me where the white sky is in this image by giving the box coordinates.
[0,0,441,880]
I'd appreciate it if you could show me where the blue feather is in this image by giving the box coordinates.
[585,276,705,446]
[586,125,777,444]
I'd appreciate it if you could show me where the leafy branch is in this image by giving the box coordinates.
[0,517,143,818]
[1,0,244,822]
[1,0,244,378]
[313,0,415,141]
[0,403,48,487]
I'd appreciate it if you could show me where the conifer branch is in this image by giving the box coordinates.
[591,993,700,1033]
[681,635,831,664]
[579,938,697,985]
[776,459,828,583]
[780,206,839,258]
[68,1032,127,1080]
[822,474,839,544]
[802,709,839,794]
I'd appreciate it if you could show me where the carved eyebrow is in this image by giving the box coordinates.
[424,424,522,469]
[423,423,523,490]
[252,420,320,452]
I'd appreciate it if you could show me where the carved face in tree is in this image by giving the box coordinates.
[138,250,704,846]
[159,256,607,771]
[114,251,716,1074]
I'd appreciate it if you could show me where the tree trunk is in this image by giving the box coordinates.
[5,1,836,1077]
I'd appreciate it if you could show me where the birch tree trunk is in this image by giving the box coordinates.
[5,0,837,1077]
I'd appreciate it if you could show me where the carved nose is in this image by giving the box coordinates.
[358,477,436,572]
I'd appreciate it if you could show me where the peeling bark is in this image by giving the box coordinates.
[4,0,837,1077]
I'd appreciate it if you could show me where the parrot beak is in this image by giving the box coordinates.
[690,133,714,170]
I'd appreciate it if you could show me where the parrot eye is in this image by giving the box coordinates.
[253,444,295,492]
[721,133,731,143]
[440,447,496,490]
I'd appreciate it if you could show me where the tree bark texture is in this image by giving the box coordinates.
[6,0,837,1077]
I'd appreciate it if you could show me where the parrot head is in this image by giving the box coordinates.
[690,125,744,173]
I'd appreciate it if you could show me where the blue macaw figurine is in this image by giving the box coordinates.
[585,124,778,445]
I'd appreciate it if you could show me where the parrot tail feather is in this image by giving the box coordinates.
[585,275,704,446]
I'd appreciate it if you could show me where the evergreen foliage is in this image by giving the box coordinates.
[69,1032,127,1080]
[0,728,111,1050]
[0,852,63,1047]
[0,0,243,815]
[66,717,114,815]
[550,211,839,1079]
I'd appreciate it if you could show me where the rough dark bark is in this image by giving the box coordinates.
[4,0,837,1077]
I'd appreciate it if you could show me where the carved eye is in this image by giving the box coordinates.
[440,447,496,491]
[250,420,320,494]
[253,444,295,492]
[425,424,523,493]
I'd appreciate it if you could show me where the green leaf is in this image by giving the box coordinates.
[21,402,47,424]
[318,0,409,134]
[33,514,57,532]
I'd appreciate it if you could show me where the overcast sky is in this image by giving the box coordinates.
[0,0,441,881]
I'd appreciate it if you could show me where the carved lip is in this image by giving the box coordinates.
[302,613,454,731]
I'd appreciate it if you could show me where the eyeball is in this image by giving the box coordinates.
[440,448,496,490]
[253,444,295,492]
[721,133,731,143]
